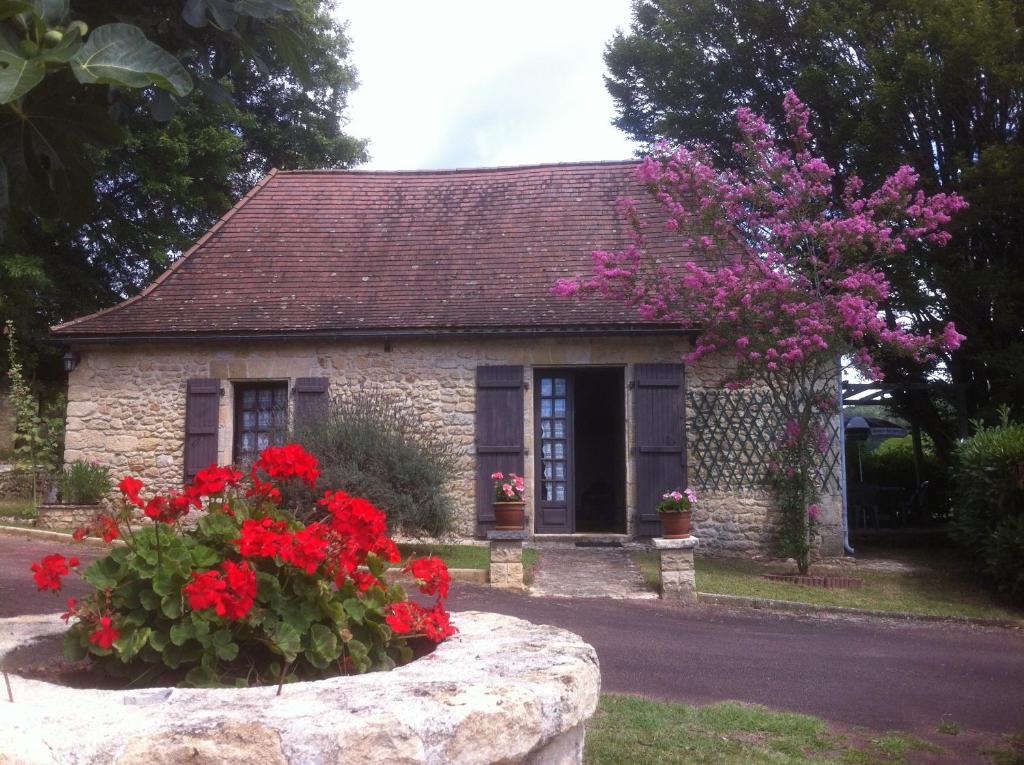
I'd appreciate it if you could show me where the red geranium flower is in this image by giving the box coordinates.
[183,560,257,621]
[190,464,243,497]
[385,601,423,634]
[118,476,145,508]
[30,554,70,591]
[88,616,119,649]
[422,601,457,641]
[251,443,320,488]
[404,557,451,599]
[97,514,120,542]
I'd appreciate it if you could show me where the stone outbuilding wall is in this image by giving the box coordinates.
[62,335,842,555]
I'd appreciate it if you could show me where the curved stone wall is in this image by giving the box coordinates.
[0,611,600,765]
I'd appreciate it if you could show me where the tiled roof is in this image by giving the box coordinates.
[53,160,733,340]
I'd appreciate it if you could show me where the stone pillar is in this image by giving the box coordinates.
[653,536,699,603]
[487,530,528,589]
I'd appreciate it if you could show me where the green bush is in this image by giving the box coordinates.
[57,460,112,505]
[953,413,1024,602]
[293,391,457,538]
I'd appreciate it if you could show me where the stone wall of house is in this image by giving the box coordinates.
[62,336,842,555]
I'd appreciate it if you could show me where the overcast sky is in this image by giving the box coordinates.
[336,1,640,171]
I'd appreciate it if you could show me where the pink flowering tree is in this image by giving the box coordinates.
[555,92,966,573]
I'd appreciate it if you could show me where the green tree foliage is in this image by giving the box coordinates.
[0,0,365,365]
[5,319,63,504]
[605,0,1024,454]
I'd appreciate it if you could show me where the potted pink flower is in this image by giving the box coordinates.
[657,487,697,539]
[491,472,526,530]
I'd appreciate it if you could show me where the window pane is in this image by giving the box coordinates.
[554,462,565,480]
[273,411,287,428]
[554,398,566,416]
[257,433,270,451]
[273,388,288,406]
[543,461,553,479]
[554,378,566,396]
[241,433,254,452]
[553,441,565,459]
[540,378,552,396]
[555,483,565,501]
[541,419,552,438]
[242,389,256,407]
[242,412,256,429]
[540,400,552,417]
[544,482,554,501]
[553,420,565,438]
[258,411,272,428]
[542,443,552,459]
[258,389,272,407]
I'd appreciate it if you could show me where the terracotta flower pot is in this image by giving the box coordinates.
[659,509,692,539]
[493,501,526,531]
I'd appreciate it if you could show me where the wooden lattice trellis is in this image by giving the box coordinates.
[687,389,842,494]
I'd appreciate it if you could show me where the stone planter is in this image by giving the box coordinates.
[34,504,102,532]
[0,611,600,765]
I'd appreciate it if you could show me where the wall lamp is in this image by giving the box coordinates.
[62,351,80,373]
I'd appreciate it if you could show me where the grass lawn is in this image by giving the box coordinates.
[0,498,36,521]
[631,547,1024,621]
[586,694,972,765]
[396,542,539,579]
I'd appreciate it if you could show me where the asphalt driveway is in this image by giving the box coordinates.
[3,532,1022,735]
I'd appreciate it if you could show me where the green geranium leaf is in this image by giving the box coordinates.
[342,597,366,624]
[149,630,169,652]
[169,621,194,646]
[160,594,182,619]
[114,626,151,659]
[189,544,220,568]
[81,556,120,589]
[71,23,191,96]
[308,623,338,661]
[63,627,87,661]
[139,588,160,611]
[184,665,218,687]
[271,621,300,663]
[151,569,180,597]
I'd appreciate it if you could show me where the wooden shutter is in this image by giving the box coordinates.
[293,377,330,426]
[475,365,525,535]
[184,378,220,480]
[633,364,686,537]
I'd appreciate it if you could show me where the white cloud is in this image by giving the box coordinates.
[336,0,639,170]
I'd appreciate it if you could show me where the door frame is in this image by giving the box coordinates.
[533,369,575,533]
[532,366,629,534]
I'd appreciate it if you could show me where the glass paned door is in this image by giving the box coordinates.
[535,372,573,532]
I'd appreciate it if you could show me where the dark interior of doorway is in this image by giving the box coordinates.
[574,368,626,533]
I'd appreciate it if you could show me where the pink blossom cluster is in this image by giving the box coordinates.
[553,91,967,385]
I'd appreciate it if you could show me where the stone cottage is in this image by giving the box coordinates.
[52,161,843,555]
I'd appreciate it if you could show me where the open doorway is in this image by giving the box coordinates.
[534,367,626,534]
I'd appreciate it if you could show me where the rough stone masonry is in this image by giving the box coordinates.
[61,335,842,557]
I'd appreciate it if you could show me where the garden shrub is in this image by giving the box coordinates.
[56,460,112,505]
[31,444,456,688]
[293,391,457,538]
[953,412,1024,602]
